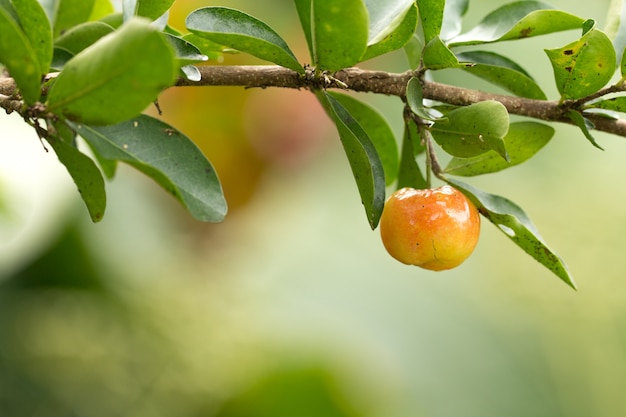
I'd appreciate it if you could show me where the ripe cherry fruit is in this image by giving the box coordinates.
[379,185,480,271]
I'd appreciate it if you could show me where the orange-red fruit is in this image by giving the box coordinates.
[379,185,480,271]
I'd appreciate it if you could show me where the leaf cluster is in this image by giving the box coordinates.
[0,0,227,225]
[3,0,626,288]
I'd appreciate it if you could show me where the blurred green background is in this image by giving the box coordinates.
[2,0,626,415]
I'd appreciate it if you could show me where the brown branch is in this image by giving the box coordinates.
[177,65,626,138]
[4,65,626,137]
[176,65,304,89]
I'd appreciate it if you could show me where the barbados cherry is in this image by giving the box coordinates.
[379,185,480,271]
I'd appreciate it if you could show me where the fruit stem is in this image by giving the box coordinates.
[420,125,445,182]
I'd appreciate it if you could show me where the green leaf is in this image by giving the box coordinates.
[50,47,73,71]
[293,0,314,59]
[294,0,369,71]
[586,95,626,113]
[68,115,227,222]
[361,3,418,62]
[422,36,463,70]
[0,0,18,21]
[404,34,424,69]
[441,0,469,40]
[48,137,106,223]
[446,178,575,289]
[164,33,209,66]
[397,119,428,190]
[318,92,386,229]
[416,0,445,43]
[545,28,616,100]
[54,21,114,55]
[567,109,604,150]
[47,18,177,125]
[605,0,626,67]
[185,7,302,72]
[582,18,595,35]
[313,0,369,70]
[50,0,97,38]
[328,92,398,186]
[430,101,510,160]
[364,0,415,44]
[0,7,42,103]
[621,45,626,77]
[450,1,585,46]
[99,11,123,29]
[444,122,554,176]
[406,76,445,121]
[122,0,174,21]
[13,0,53,73]
[53,119,119,179]
[456,51,547,99]
[182,33,228,60]
[89,0,115,21]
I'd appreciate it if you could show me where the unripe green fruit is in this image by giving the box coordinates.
[379,185,480,271]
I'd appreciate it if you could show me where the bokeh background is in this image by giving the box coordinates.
[2,0,626,415]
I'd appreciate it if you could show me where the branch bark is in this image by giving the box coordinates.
[3,65,626,138]
[176,65,626,138]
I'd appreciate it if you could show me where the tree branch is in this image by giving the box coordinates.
[177,65,626,138]
[4,65,626,138]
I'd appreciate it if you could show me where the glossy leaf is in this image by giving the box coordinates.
[361,3,418,62]
[582,19,595,36]
[122,0,174,21]
[294,0,368,71]
[416,0,444,43]
[186,7,301,72]
[328,92,398,186]
[422,36,463,70]
[48,137,106,222]
[445,122,554,176]
[365,0,415,44]
[164,33,208,66]
[0,7,41,103]
[456,51,547,99]
[450,1,585,46]
[55,21,115,55]
[318,92,386,229]
[567,110,604,150]
[587,96,626,113]
[180,65,201,82]
[47,18,177,125]
[545,29,616,100]
[397,119,428,190]
[13,0,52,73]
[430,101,510,160]
[440,0,469,41]
[446,178,575,289]
[182,33,228,60]
[406,76,445,121]
[69,115,227,222]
